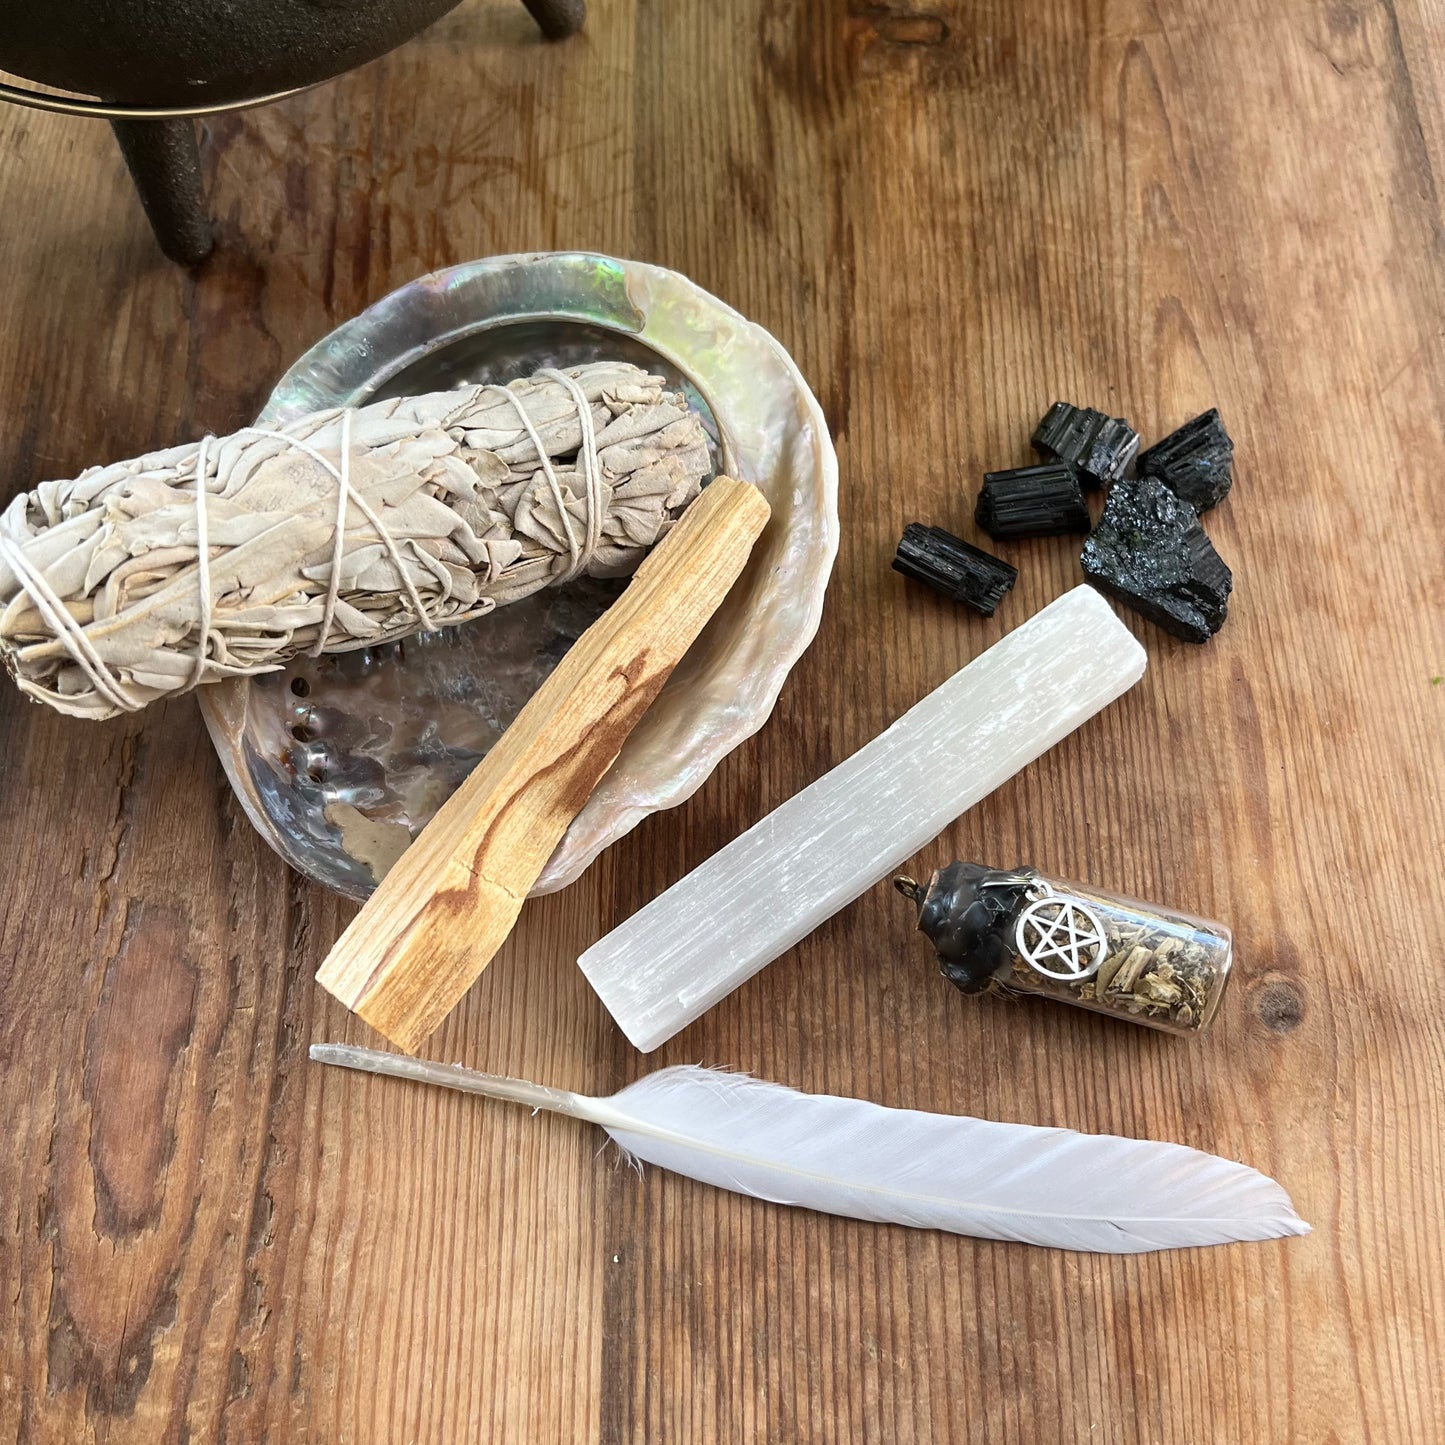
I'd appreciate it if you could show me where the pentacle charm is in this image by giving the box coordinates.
[1014,893,1108,981]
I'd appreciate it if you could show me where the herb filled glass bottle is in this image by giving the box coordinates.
[896,862,1233,1037]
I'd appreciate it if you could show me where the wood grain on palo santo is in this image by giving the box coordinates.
[316,476,771,1052]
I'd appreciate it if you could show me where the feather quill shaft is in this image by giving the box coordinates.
[310,1044,1308,1254]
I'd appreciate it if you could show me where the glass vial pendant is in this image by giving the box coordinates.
[896,862,1233,1037]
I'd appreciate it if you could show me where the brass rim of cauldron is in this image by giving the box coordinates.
[0,74,316,120]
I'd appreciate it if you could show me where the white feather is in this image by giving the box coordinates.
[311,1047,1309,1254]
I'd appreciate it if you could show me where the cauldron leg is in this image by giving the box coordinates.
[109,118,215,266]
[520,0,586,40]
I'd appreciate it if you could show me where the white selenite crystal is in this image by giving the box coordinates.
[579,586,1147,1052]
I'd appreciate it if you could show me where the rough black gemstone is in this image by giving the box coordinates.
[1137,408,1235,513]
[911,861,1034,994]
[975,463,1091,540]
[1081,478,1233,643]
[1032,401,1140,489]
[893,523,1018,616]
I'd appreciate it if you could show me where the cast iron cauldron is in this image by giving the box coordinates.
[0,0,585,263]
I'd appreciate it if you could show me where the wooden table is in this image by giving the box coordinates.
[2,2,1441,1439]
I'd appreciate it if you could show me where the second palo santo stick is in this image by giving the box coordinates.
[317,477,771,1052]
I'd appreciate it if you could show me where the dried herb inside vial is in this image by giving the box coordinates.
[1007,909,1223,1032]
[1088,925,1220,1030]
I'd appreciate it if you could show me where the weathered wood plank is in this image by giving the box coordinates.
[1,0,1442,1440]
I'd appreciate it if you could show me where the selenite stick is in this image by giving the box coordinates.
[579,586,1147,1051]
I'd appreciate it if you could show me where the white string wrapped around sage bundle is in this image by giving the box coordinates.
[0,362,712,720]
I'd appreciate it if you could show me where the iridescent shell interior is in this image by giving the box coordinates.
[200,254,839,900]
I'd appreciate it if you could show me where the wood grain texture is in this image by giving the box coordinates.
[317,477,770,1050]
[1,0,1442,1440]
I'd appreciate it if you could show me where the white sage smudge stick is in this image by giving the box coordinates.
[310,1043,1310,1253]
[0,362,711,720]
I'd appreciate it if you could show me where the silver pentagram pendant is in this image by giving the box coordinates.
[900,859,1235,1036]
[1014,891,1109,981]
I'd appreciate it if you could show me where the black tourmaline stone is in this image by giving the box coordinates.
[893,523,1018,616]
[1081,478,1233,643]
[975,463,1091,540]
[909,861,1035,994]
[1032,401,1140,489]
[1137,408,1235,513]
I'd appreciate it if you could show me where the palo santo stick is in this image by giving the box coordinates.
[316,477,771,1051]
